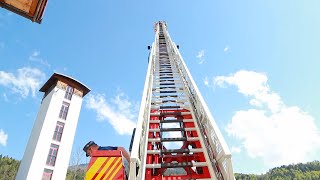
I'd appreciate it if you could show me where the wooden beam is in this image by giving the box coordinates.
[28,0,38,16]
[4,0,32,12]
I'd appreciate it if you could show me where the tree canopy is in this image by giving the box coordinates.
[235,161,320,180]
[0,154,319,180]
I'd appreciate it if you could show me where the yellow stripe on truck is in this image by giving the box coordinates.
[103,157,122,180]
[85,157,107,180]
[95,157,115,180]
[108,161,123,179]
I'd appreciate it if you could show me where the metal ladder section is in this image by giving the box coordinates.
[129,21,235,180]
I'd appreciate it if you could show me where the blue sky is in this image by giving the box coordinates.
[1,0,320,174]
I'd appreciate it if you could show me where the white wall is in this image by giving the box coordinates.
[16,84,84,180]
[52,93,83,180]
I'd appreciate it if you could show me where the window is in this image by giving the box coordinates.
[46,144,59,166]
[53,122,64,142]
[42,169,53,180]
[64,86,73,100]
[59,102,69,120]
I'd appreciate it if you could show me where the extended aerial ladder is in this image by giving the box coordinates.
[128,21,235,180]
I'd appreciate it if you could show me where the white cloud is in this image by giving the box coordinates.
[214,70,320,168]
[204,77,209,87]
[224,45,230,52]
[215,70,282,113]
[231,146,241,154]
[86,92,138,135]
[0,129,8,146]
[196,50,205,64]
[0,67,46,98]
[29,50,51,67]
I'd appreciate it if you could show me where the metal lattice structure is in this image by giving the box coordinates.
[129,21,234,180]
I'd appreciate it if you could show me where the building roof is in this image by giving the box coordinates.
[39,73,91,96]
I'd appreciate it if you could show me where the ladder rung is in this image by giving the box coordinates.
[160,83,175,85]
[162,99,187,103]
[159,74,173,76]
[161,137,187,142]
[162,162,193,168]
[149,119,194,123]
[157,79,175,82]
[159,77,174,79]
[145,162,208,168]
[152,111,181,116]
[153,67,175,71]
[151,100,189,105]
[153,90,184,93]
[148,149,188,154]
[155,69,177,72]
[152,95,186,99]
[161,154,198,158]
[151,105,190,110]
[153,70,172,74]
[148,137,199,142]
[159,105,180,109]
[149,127,196,132]
[161,100,179,103]
[150,112,191,116]
[159,86,177,89]
[151,128,184,132]
[159,95,178,98]
[158,71,174,73]
[160,91,177,93]
[154,80,182,83]
[151,100,186,104]
[156,88,183,92]
[154,85,179,88]
[156,66,172,68]
[155,87,183,91]
[147,148,203,154]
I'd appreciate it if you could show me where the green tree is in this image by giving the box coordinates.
[0,155,20,180]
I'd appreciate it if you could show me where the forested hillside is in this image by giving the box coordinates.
[235,161,320,180]
[0,155,20,180]
[0,154,319,180]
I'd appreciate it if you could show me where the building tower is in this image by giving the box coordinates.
[16,73,90,180]
[129,22,234,180]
